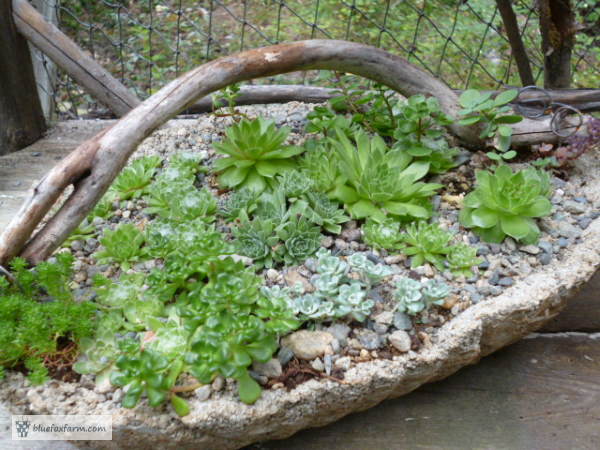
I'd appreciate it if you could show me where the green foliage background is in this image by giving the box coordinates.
[54,0,599,117]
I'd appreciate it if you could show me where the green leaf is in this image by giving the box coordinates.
[459,89,481,108]
[493,89,518,107]
[503,150,517,159]
[522,197,552,217]
[349,200,382,219]
[237,371,262,405]
[147,387,167,407]
[471,208,499,228]
[171,395,191,417]
[218,166,249,188]
[500,215,532,240]
[255,160,294,178]
[458,116,481,126]
[497,125,512,137]
[243,170,268,192]
[495,115,523,124]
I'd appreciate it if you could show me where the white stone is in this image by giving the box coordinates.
[388,330,411,353]
[281,330,334,360]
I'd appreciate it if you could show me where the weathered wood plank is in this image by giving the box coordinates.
[0,0,46,156]
[541,269,600,332]
[251,334,600,450]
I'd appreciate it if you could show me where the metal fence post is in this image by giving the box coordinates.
[0,0,46,156]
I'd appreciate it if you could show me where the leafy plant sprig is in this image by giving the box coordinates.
[111,155,162,201]
[458,89,523,162]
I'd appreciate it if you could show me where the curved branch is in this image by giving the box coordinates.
[0,40,551,264]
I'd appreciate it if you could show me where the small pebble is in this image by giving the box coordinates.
[498,277,514,287]
[539,253,552,265]
[519,245,540,255]
[578,217,592,230]
[538,240,553,254]
[310,358,325,372]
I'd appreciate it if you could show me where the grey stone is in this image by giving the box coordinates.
[321,236,334,248]
[195,385,211,402]
[490,244,502,254]
[579,217,593,230]
[477,246,490,256]
[563,200,586,214]
[281,330,334,360]
[538,240,553,254]
[252,358,282,379]
[333,356,352,371]
[334,239,348,251]
[211,376,224,392]
[558,238,570,248]
[373,311,394,325]
[393,311,413,330]
[519,245,540,255]
[356,329,381,350]
[341,228,361,242]
[325,323,352,345]
[539,253,552,265]
[324,354,333,375]
[478,260,490,270]
[498,277,514,287]
[384,254,404,264]
[470,293,483,303]
[277,347,295,366]
[388,330,411,352]
[556,221,582,239]
[310,358,325,372]
[373,323,389,335]
[504,238,517,251]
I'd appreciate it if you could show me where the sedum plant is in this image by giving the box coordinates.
[0,254,96,384]
[459,164,553,244]
[145,177,217,223]
[394,278,450,315]
[93,223,147,271]
[212,117,304,192]
[330,130,442,222]
[278,249,394,323]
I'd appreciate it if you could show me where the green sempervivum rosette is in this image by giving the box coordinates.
[212,117,304,193]
[459,164,552,244]
[330,129,442,222]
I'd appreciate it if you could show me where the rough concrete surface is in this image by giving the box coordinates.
[0,121,599,449]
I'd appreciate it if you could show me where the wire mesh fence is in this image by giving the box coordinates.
[32,0,600,119]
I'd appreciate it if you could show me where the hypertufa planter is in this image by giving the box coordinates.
[1,151,599,449]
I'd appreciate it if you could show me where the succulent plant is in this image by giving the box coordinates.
[401,221,453,270]
[361,218,403,251]
[313,273,344,297]
[394,278,425,315]
[111,155,162,201]
[330,129,442,222]
[277,169,313,199]
[233,219,278,269]
[212,117,304,192]
[315,248,349,277]
[335,283,373,322]
[459,164,552,244]
[447,244,483,277]
[421,279,451,305]
[93,223,147,271]
[347,253,394,286]
[292,192,350,235]
[299,139,343,194]
[273,216,322,266]
[218,189,259,221]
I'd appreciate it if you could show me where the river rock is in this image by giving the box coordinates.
[281,330,334,360]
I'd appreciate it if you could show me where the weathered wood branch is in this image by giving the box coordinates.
[0,40,589,265]
[496,0,535,87]
[12,0,139,117]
